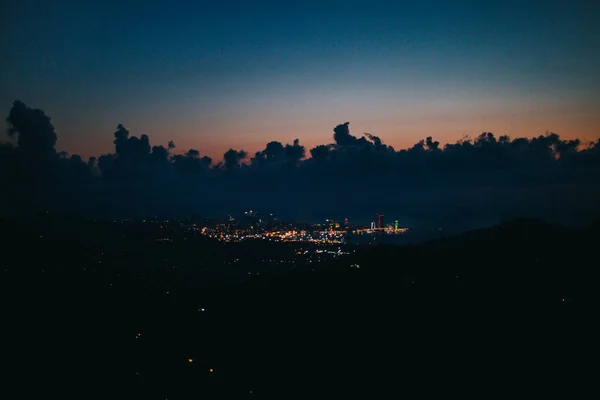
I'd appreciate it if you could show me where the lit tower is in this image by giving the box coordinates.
[394,220,399,231]
[377,213,384,229]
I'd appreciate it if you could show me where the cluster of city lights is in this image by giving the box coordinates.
[199,227,347,244]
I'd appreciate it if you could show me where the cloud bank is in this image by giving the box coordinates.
[2,101,599,230]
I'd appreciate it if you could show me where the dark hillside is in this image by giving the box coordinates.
[1,217,595,398]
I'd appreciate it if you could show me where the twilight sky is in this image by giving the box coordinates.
[1,0,599,161]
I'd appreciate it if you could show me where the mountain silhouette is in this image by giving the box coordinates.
[2,215,592,397]
[420,217,572,250]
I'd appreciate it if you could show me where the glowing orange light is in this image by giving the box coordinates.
[188,358,194,363]
[209,368,214,373]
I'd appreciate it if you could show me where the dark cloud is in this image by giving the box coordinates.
[1,100,599,230]
[222,149,248,170]
[150,145,169,164]
[251,139,306,170]
[172,148,212,175]
[6,100,57,157]
[333,122,353,146]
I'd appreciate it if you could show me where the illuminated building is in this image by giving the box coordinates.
[394,220,399,231]
[377,213,384,229]
[344,217,349,228]
[370,221,376,230]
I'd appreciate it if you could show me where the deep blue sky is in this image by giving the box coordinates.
[1,0,599,160]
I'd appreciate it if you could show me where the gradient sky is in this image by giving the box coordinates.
[1,0,599,161]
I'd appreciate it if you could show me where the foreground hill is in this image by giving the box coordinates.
[1,217,596,398]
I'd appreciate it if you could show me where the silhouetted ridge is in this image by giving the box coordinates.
[420,218,570,250]
[2,215,593,398]
[588,217,600,231]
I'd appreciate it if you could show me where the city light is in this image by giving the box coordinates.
[197,213,408,244]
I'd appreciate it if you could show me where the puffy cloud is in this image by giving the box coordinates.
[2,100,599,229]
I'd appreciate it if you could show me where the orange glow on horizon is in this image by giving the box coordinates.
[57,104,600,163]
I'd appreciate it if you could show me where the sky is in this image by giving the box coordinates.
[1,0,599,161]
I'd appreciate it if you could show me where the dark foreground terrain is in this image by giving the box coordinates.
[1,216,597,398]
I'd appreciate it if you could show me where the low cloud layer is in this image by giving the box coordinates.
[2,100,599,230]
